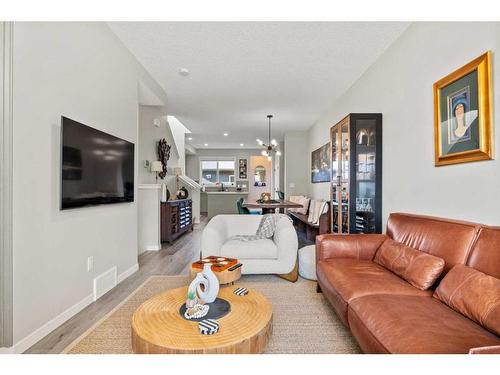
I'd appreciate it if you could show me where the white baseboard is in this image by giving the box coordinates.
[143,245,161,251]
[117,263,139,283]
[1,262,140,354]
[10,292,94,354]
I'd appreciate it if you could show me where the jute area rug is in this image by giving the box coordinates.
[63,275,360,354]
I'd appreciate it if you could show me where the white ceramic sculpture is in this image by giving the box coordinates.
[187,263,220,304]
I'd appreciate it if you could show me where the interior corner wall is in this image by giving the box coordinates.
[307,22,500,226]
[284,131,309,197]
[11,22,167,350]
[138,106,179,184]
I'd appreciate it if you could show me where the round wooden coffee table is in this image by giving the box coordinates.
[131,286,273,354]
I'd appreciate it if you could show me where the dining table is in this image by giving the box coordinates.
[242,199,303,214]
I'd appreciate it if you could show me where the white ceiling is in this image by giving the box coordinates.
[109,22,409,149]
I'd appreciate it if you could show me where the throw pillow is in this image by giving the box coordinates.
[374,239,445,290]
[434,264,500,336]
[308,200,327,225]
[287,196,302,213]
[296,196,310,215]
[307,200,316,222]
[255,214,276,239]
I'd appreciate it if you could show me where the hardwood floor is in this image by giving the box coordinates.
[25,216,208,354]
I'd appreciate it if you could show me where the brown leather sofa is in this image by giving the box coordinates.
[316,213,500,354]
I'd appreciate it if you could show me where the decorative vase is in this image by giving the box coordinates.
[198,263,219,303]
[187,263,220,304]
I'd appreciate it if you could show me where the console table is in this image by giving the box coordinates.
[161,199,193,244]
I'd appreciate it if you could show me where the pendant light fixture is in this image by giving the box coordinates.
[256,115,281,161]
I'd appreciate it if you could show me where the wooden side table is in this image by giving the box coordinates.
[131,286,273,354]
[190,256,242,285]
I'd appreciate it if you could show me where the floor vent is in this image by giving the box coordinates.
[93,266,117,301]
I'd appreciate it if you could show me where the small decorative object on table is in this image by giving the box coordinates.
[177,186,189,199]
[198,319,220,335]
[187,263,220,304]
[190,256,242,285]
[233,287,249,296]
[260,192,271,202]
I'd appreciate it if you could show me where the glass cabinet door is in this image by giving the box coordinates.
[353,118,377,233]
[340,121,350,233]
[330,125,340,233]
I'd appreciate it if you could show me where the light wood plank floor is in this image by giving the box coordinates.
[25,216,208,354]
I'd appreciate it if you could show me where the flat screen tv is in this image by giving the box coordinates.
[61,116,135,210]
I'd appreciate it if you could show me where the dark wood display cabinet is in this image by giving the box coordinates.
[330,113,382,234]
[161,199,193,244]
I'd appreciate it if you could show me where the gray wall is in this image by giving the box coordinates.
[138,106,180,184]
[10,22,167,351]
[308,22,500,226]
[284,131,309,197]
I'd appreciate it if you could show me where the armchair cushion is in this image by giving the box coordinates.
[221,238,278,260]
[374,239,445,290]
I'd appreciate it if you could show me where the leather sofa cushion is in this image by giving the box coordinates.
[317,258,432,304]
[434,265,500,336]
[316,258,431,327]
[348,295,500,353]
[466,226,500,279]
[374,239,445,290]
[386,213,479,273]
[221,238,278,260]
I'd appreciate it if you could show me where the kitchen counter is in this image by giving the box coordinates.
[202,191,249,219]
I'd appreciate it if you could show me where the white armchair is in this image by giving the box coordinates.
[201,215,298,275]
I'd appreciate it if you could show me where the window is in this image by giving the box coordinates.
[200,159,235,185]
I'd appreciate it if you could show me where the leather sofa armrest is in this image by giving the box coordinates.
[469,345,500,354]
[316,234,388,262]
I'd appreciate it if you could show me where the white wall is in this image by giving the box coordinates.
[138,106,177,184]
[167,116,189,174]
[284,131,309,197]
[11,22,167,351]
[308,22,500,226]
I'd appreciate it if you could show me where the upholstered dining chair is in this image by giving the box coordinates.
[236,197,261,215]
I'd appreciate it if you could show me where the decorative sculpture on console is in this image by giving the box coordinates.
[157,138,171,179]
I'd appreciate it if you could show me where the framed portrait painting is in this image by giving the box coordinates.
[433,51,493,166]
[311,143,331,183]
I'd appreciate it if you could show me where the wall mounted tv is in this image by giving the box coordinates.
[61,116,135,210]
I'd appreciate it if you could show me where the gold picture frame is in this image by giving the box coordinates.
[433,51,493,166]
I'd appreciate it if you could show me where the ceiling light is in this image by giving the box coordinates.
[240,143,244,147]
[223,132,229,137]
[257,115,281,158]
[204,143,208,147]
[179,68,190,76]
[188,137,193,141]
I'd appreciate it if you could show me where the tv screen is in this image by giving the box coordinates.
[61,116,135,210]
